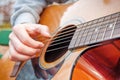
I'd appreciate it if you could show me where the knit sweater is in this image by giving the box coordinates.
[11,0,78,26]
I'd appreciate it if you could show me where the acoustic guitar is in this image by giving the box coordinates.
[0,0,120,80]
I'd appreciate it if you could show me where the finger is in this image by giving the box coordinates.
[27,24,51,38]
[12,25,44,48]
[9,42,32,61]
[9,33,41,56]
[36,24,51,38]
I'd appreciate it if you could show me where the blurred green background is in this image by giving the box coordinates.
[0,0,15,45]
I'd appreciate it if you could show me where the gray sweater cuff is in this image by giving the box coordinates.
[14,13,36,25]
[10,5,42,26]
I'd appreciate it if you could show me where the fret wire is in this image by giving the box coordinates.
[101,24,108,40]
[76,14,115,33]
[77,18,115,36]
[80,21,100,43]
[97,16,113,41]
[91,22,103,43]
[110,17,118,38]
[76,12,119,29]
[73,19,116,46]
[83,19,99,45]
[78,24,92,46]
[97,25,106,41]
[73,25,85,48]
[76,17,116,33]
[83,25,94,45]
[73,26,84,47]
[109,13,120,38]
[77,24,95,32]
[93,26,100,43]
[75,19,114,46]
[73,28,85,47]
[69,12,120,49]
[68,25,83,49]
[113,27,120,38]
[89,17,105,43]
[112,13,120,37]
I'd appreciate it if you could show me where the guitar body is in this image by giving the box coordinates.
[0,0,120,80]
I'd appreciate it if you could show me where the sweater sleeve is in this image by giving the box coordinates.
[11,0,47,26]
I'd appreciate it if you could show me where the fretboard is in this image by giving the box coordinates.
[69,12,120,49]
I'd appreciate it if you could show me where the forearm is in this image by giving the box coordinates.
[11,0,47,26]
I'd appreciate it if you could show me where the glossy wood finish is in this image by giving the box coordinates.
[72,41,120,80]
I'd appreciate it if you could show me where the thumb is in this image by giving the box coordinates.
[26,24,51,38]
[35,24,51,38]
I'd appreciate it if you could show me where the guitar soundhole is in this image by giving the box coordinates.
[45,25,77,63]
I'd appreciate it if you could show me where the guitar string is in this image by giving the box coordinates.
[45,28,120,53]
[40,13,120,52]
[41,21,120,53]
[46,46,68,52]
[51,12,120,41]
[47,25,120,52]
[52,15,120,42]
[52,22,117,43]
[52,12,120,40]
[48,40,71,47]
[53,32,74,40]
[52,18,118,41]
[54,28,76,37]
[51,36,73,43]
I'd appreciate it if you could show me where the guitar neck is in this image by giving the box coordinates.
[69,12,120,49]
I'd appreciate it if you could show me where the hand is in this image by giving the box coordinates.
[8,23,51,61]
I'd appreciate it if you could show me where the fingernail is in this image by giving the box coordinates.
[45,32,51,37]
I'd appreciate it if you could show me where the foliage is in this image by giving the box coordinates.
[0,22,11,29]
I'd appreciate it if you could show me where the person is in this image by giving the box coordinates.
[9,0,78,61]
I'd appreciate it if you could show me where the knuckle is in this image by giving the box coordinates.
[12,25,22,33]
[31,50,37,55]
[10,51,16,58]
[15,45,23,52]
[21,38,28,44]
[30,50,37,56]
[9,53,16,61]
